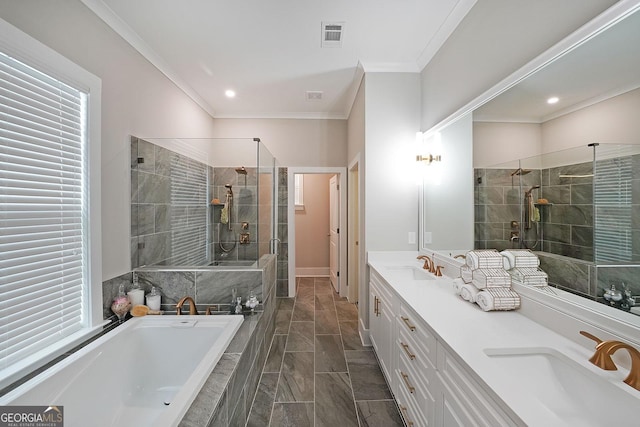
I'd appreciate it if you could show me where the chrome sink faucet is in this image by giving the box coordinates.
[580,330,640,391]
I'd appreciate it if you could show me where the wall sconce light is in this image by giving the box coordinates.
[416,154,442,164]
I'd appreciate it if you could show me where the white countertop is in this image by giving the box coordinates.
[368,251,640,427]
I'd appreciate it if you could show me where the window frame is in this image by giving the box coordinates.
[0,17,103,389]
[294,173,305,211]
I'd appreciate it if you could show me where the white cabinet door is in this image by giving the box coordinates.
[436,344,518,427]
[369,271,395,382]
[369,270,397,382]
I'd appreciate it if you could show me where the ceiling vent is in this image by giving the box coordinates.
[321,22,344,48]
[305,91,323,101]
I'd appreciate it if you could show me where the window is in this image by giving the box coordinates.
[294,173,304,210]
[0,18,102,389]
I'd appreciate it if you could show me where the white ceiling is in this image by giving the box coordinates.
[81,0,476,119]
[474,6,640,123]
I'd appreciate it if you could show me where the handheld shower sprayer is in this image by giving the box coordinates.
[525,185,541,197]
[524,185,541,231]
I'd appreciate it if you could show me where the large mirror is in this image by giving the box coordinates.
[421,3,640,318]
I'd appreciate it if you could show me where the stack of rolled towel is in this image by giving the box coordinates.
[455,249,521,311]
[501,249,548,288]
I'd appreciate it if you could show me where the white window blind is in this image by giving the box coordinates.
[0,51,88,371]
[169,153,208,265]
[594,156,632,262]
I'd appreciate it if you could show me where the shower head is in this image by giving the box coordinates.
[235,166,247,175]
[511,168,531,176]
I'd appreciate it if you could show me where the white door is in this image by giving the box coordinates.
[329,175,340,293]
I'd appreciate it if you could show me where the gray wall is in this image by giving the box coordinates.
[420,0,617,130]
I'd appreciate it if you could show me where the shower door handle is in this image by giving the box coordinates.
[269,238,281,255]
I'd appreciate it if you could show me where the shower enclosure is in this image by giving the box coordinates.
[130,137,277,268]
[475,143,640,312]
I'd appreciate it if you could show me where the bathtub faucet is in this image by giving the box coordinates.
[176,296,199,315]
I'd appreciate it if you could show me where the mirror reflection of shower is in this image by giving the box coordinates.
[522,185,541,249]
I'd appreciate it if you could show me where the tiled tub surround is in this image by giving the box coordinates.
[102,255,276,321]
[540,251,640,305]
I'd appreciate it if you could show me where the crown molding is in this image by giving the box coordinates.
[416,0,477,70]
[80,0,216,118]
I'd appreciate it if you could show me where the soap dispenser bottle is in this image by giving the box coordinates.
[146,286,161,311]
[111,283,131,323]
[128,273,145,308]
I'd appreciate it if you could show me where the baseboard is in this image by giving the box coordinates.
[295,267,330,277]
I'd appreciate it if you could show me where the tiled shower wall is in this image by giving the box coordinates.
[277,167,289,297]
[475,154,640,306]
[131,137,268,267]
[474,162,594,261]
[131,137,210,267]
[210,166,259,263]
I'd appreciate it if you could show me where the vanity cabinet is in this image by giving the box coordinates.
[394,302,437,426]
[436,344,516,427]
[368,266,517,427]
[369,270,397,382]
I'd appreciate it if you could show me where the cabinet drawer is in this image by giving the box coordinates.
[396,325,436,386]
[370,269,394,302]
[437,345,517,426]
[397,303,437,367]
[395,366,429,427]
[396,347,436,426]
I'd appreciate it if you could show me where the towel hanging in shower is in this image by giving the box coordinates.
[220,205,229,224]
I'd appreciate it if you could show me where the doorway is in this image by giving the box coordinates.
[287,167,347,298]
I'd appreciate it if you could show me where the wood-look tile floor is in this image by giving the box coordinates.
[246,277,404,427]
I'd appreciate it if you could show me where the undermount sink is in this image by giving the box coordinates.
[384,265,434,281]
[483,347,639,426]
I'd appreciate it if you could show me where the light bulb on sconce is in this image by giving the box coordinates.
[416,154,442,164]
[415,131,442,166]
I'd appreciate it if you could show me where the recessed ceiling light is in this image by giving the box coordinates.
[225,90,236,98]
[547,96,559,104]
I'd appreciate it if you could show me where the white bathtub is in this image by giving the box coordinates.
[0,315,243,427]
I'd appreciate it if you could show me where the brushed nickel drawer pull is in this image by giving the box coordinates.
[400,406,414,426]
[401,342,416,360]
[401,316,416,331]
[401,371,416,393]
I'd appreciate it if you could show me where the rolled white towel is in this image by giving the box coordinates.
[460,284,480,303]
[503,249,539,267]
[452,278,464,295]
[467,250,503,270]
[460,265,473,284]
[500,250,516,270]
[477,288,521,311]
[476,290,494,311]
